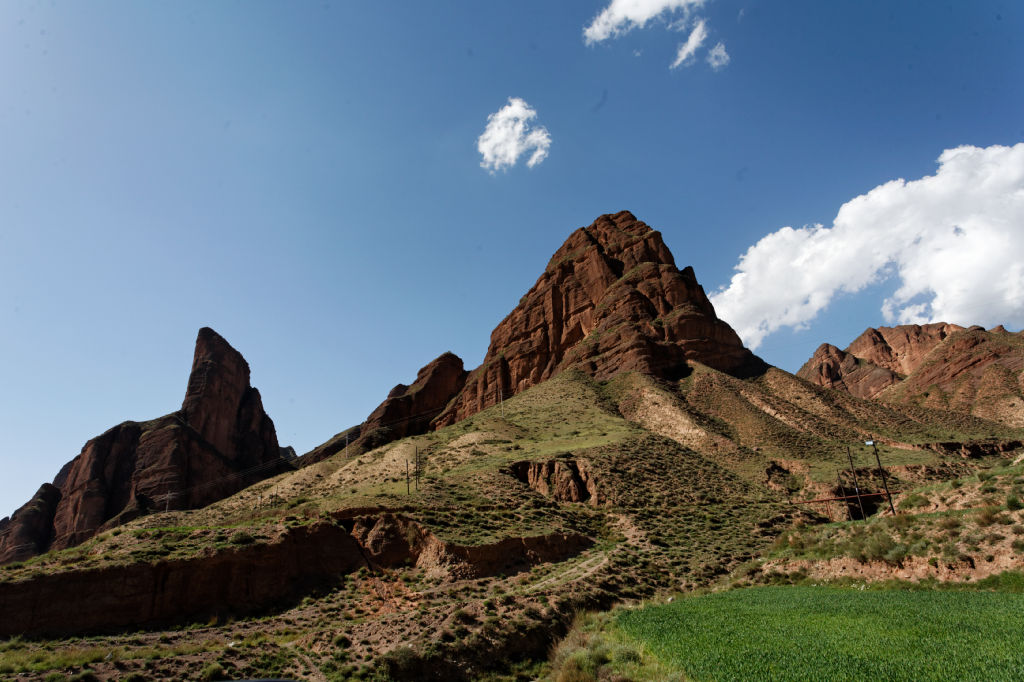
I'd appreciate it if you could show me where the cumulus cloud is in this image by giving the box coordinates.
[706,41,730,70]
[670,19,708,69]
[711,143,1024,348]
[477,97,551,173]
[584,0,706,45]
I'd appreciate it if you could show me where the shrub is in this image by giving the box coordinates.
[977,507,1002,527]
[377,646,421,679]
[228,531,254,545]
[69,672,100,682]
[939,516,961,531]
[900,493,929,510]
[200,662,225,681]
[1007,495,1023,511]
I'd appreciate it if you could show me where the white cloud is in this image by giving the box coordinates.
[706,41,730,70]
[670,19,708,69]
[711,143,1024,348]
[584,0,706,45]
[477,97,551,173]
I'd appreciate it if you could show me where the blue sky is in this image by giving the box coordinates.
[2,1,1022,517]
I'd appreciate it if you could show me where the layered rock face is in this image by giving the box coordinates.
[0,328,289,564]
[796,343,903,399]
[799,323,1024,426]
[303,211,755,462]
[433,211,754,427]
[303,352,468,463]
[798,324,966,399]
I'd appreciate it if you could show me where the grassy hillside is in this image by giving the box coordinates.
[2,366,1022,681]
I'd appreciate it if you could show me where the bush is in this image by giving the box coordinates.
[939,516,961,530]
[69,672,100,682]
[977,507,1002,527]
[377,646,421,679]
[200,662,225,682]
[228,530,254,545]
[900,493,929,510]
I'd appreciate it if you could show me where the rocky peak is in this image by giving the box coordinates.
[799,323,1024,426]
[302,352,468,464]
[432,211,755,428]
[796,343,901,400]
[0,328,287,564]
[846,323,965,377]
[181,327,255,455]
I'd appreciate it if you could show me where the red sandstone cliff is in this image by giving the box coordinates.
[0,328,291,564]
[303,352,467,463]
[302,211,756,463]
[433,211,755,427]
[798,323,1024,427]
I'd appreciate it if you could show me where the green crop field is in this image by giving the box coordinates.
[615,586,1024,681]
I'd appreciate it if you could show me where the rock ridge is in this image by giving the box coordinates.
[798,323,1024,426]
[0,328,290,564]
[433,211,755,428]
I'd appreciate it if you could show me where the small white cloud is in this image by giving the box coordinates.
[711,143,1024,348]
[670,19,708,69]
[584,0,706,45]
[477,97,551,173]
[706,41,730,69]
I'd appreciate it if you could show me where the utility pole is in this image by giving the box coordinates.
[847,446,867,521]
[868,439,897,515]
[406,459,410,496]
[837,472,852,521]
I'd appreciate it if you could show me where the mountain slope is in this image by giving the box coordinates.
[799,323,1024,427]
[3,214,1024,680]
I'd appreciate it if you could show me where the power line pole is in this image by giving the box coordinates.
[837,472,852,521]
[868,438,897,515]
[406,459,410,496]
[847,446,867,521]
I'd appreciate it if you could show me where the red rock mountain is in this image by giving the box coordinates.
[797,323,965,399]
[798,323,1024,427]
[304,352,468,463]
[0,328,291,564]
[433,211,756,427]
[302,211,758,461]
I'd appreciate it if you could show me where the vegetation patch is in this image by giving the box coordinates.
[613,585,1024,681]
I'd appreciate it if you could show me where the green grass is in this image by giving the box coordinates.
[615,585,1024,681]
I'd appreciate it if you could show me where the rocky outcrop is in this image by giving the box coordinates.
[799,324,1024,426]
[0,521,367,637]
[797,323,966,400]
[433,211,756,428]
[347,513,593,580]
[0,514,592,637]
[303,352,468,464]
[796,343,901,399]
[846,323,965,376]
[0,484,61,564]
[0,328,290,564]
[508,459,601,504]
